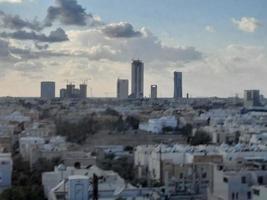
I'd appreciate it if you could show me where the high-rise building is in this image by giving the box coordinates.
[151,85,157,99]
[60,83,87,99]
[60,89,66,98]
[79,84,87,98]
[41,81,55,99]
[244,90,261,107]
[117,79,129,99]
[174,72,182,99]
[66,84,75,98]
[131,60,144,98]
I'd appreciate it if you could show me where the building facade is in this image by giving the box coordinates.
[151,85,157,99]
[131,60,144,98]
[79,84,87,98]
[244,90,261,107]
[41,81,55,99]
[174,72,182,99]
[0,153,12,193]
[117,79,129,99]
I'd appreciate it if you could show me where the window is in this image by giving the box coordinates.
[202,172,207,178]
[236,192,239,200]
[258,176,263,185]
[241,176,246,184]
[180,173,184,179]
[223,177,228,183]
[232,192,235,200]
[253,189,260,196]
[247,191,251,199]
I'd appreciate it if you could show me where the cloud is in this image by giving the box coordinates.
[205,25,215,33]
[232,17,261,32]
[0,11,42,31]
[182,44,267,97]
[59,27,202,63]
[102,22,142,38]
[0,28,69,42]
[34,42,49,50]
[44,0,100,27]
[0,0,23,3]
[0,39,9,58]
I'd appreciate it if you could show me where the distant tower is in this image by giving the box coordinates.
[66,84,75,98]
[131,60,144,98]
[151,85,157,99]
[244,90,261,107]
[60,89,66,98]
[41,81,55,99]
[79,84,87,98]
[174,72,182,99]
[117,79,129,99]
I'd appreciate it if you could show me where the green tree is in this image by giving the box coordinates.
[190,130,211,146]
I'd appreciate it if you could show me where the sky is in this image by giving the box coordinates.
[0,0,266,97]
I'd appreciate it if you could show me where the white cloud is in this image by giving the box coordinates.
[205,25,215,33]
[183,44,267,97]
[0,0,23,3]
[54,26,202,63]
[232,17,261,32]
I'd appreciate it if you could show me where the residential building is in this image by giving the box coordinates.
[244,90,261,107]
[0,153,12,193]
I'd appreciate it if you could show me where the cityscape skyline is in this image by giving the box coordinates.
[0,0,266,97]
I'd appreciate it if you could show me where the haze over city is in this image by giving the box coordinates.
[0,0,266,97]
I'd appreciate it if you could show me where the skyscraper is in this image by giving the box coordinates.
[41,81,55,99]
[117,79,129,99]
[79,84,87,98]
[131,60,144,98]
[151,85,157,99]
[174,72,182,98]
[244,90,261,107]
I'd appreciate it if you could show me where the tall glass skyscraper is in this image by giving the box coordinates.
[174,72,182,98]
[131,60,144,98]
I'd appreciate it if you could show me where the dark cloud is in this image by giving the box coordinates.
[102,22,142,38]
[0,39,9,57]
[0,28,69,43]
[0,11,42,31]
[44,0,94,27]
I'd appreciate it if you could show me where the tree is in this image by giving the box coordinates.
[0,156,61,200]
[55,114,98,144]
[125,116,139,130]
[190,130,211,146]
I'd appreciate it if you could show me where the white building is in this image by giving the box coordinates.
[252,185,267,200]
[135,144,221,180]
[244,90,261,107]
[139,116,177,134]
[42,165,139,200]
[117,79,129,99]
[0,153,12,193]
[210,163,267,200]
